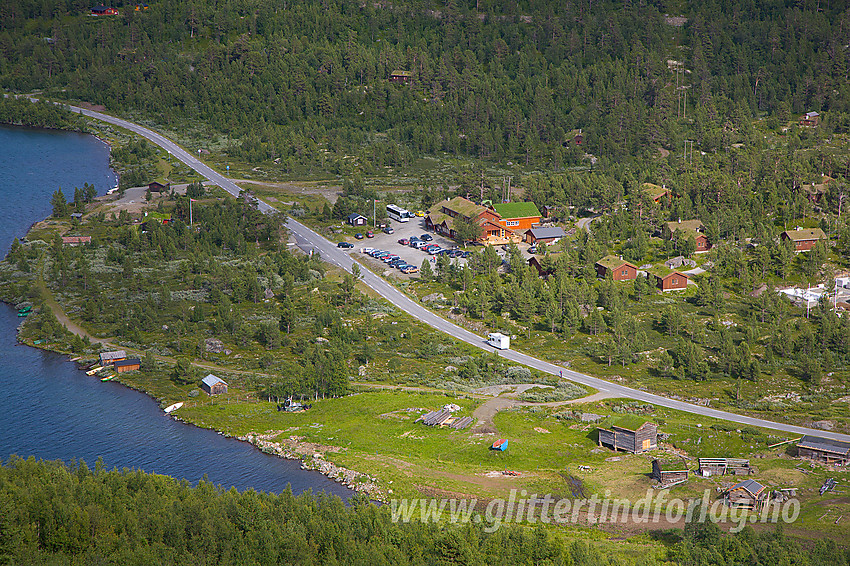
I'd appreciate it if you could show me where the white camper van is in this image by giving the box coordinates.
[487,332,510,350]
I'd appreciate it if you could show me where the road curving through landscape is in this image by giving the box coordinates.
[60,101,850,443]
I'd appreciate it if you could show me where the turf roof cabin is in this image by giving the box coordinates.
[664,220,711,253]
[641,183,670,204]
[597,417,657,453]
[490,202,542,232]
[595,255,637,281]
[780,228,826,252]
[389,70,412,84]
[647,267,689,291]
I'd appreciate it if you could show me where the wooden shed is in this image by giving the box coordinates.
[797,435,850,465]
[114,359,141,373]
[62,236,91,246]
[597,418,657,453]
[698,458,753,476]
[201,373,228,395]
[651,459,689,486]
[725,479,767,510]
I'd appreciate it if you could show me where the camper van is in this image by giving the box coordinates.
[487,332,510,350]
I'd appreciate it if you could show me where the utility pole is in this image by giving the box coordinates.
[373,198,376,227]
[189,198,193,226]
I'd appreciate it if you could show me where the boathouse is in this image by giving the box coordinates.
[99,350,127,365]
[114,359,141,373]
[201,373,228,395]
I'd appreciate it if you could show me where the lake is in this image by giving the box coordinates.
[0,124,353,498]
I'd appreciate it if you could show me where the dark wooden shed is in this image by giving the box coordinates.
[597,418,657,453]
[797,435,850,465]
[201,373,228,395]
[651,459,689,486]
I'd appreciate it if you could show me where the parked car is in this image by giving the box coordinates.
[337,241,354,248]
[397,238,409,245]
[362,247,374,254]
[420,234,433,241]
[428,247,443,255]
[528,246,538,254]
[374,251,390,258]
[415,210,425,217]
[401,265,419,274]
[422,244,438,251]
[383,227,394,234]
[448,250,463,257]
[354,233,364,239]
[461,251,471,258]
[365,231,374,238]
[413,241,429,249]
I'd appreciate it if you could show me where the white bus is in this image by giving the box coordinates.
[386,204,413,222]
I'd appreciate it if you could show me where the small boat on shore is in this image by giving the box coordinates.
[164,402,183,414]
[86,366,103,375]
[100,374,116,382]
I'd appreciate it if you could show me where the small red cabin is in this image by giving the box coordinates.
[654,271,689,291]
[596,255,637,281]
[91,5,118,15]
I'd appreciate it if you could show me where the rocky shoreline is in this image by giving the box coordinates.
[240,431,387,501]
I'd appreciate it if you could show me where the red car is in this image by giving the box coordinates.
[365,230,374,238]
[397,238,409,245]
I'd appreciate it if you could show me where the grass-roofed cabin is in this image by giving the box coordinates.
[595,255,637,281]
[597,416,657,453]
[648,267,689,291]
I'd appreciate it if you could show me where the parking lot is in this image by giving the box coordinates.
[341,217,471,277]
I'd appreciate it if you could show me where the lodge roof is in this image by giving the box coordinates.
[492,201,541,219]
[115,358,141,368]
[431,196,486,219]
[607,415,653,432]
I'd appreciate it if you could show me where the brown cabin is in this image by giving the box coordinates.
[148,181,170,193]
[201,373,228,395]
[597,420,657,453]
[799,111,820,127]
[781,228,826,252]
[654,271,689,291]
[114,359,141,373]
[527,257,553,279]
[796,435,850,465]
[595,255,638,281]
[389,70,412,84]
[725,479,767,510]
[652,459,689,486]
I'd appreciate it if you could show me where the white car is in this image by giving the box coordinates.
[363,247,374,254]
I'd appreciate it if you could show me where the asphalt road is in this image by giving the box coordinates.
[64,102,850,443]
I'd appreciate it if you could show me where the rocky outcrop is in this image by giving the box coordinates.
[240,431,385,500]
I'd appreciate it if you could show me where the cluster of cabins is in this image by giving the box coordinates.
[596,417,850,509]
[424,196,566,246]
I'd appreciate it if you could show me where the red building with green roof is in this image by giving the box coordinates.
[491,202,542,232]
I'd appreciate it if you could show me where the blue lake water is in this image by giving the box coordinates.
[0,124,353,497]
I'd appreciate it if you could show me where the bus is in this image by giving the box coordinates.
[386,204,413,222]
